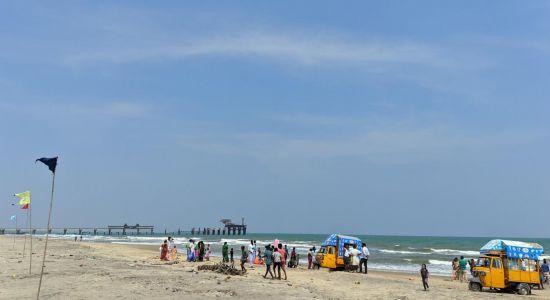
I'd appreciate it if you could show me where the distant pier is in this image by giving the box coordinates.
[191,218,247,236]
[0,223,154,236]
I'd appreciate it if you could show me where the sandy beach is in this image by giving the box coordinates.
[1,236,549,299]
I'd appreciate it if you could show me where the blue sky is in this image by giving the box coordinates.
[1,1,549,237]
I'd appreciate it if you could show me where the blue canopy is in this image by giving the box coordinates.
[480,239,544,260]
[322,234,362,257]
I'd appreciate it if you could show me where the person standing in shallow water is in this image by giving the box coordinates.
[420,264,429,291]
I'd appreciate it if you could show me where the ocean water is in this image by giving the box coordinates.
[29,233,550,275]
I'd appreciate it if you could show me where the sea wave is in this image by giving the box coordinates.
[429,248,478,256]
[429,259,452,266]
[377,249,429,255]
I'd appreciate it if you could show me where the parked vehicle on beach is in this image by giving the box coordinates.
[316,234,362,270]
[469,239,544,295]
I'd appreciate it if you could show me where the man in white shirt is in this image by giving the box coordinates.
[349,244,362,271]
[248,240,255,268]
[360,242,370,274]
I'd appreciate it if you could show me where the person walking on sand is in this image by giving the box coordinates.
[240,245,247,272]
[459,256,468,282]
[278,244,288,280]
[451,257,459,280]
[273,247,282,279]
[263,245,275,279]
[222,242,229,263]
[360,242,370,274]
[420,264,429,291]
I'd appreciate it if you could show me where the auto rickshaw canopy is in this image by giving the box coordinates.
[480,239,544,259]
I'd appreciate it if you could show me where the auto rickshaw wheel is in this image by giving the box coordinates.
[469,282,482,292]
[517,283,530,295]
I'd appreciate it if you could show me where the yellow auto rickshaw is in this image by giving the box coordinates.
[316,234,362,269]
[469,239,544,295]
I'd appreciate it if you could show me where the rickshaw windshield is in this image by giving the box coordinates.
[318,247,326,254]
[476,257,491,268]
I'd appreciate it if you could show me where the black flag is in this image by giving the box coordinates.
[36,157,58,173]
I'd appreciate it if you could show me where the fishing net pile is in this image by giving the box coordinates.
[197,263,246,276]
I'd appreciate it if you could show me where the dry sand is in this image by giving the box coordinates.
[1,236,549,299]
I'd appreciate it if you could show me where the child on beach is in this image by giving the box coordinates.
[420,264,429,291]
[205,244,211,261]
[171,245,177,261]
[240,245,247,272]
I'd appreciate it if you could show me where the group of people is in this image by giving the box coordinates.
[451,256,472,282]
[159,237,178,261]
[185,239,212,262]
[159,237,214,262]
[343,243,370,273]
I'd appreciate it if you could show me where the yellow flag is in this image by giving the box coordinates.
[15,191,31,205]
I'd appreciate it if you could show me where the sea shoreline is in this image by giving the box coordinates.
[2,235,549,299]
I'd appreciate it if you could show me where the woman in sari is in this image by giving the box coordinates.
[160,240,169,261]
[198,241,205,261]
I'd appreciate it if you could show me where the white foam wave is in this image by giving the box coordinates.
[377,249,429,255]
[429,259,452,266]
[429,248,478,256]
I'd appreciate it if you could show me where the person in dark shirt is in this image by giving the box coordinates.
[240,245,247,272]
[420,264,429,291]
[230,248,234,267]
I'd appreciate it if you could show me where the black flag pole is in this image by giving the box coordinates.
[35,157,57,300]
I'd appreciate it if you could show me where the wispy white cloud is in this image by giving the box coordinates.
[178,124,542,164]
[0,99,152,119]
[65,32,462,69]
